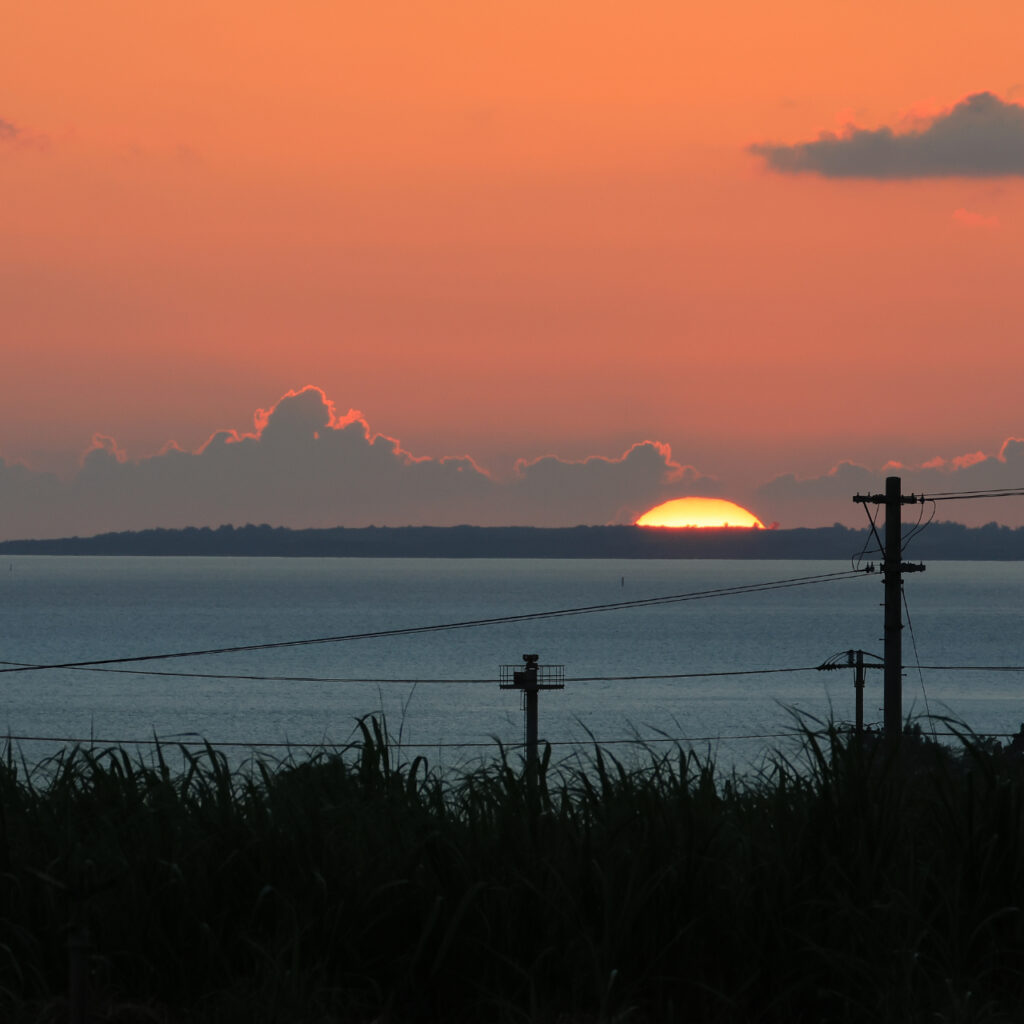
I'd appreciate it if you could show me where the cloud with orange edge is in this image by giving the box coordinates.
[7,387,1024,538]
[0,387,712,540]
[82,434,128,465]
[755,438,1024,528]
[506,441,713,527]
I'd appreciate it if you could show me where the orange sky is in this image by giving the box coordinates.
[3,2,1024,531]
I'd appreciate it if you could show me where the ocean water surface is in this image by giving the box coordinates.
[2,556,1023,770]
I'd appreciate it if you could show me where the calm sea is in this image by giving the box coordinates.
[2,556,1023,770]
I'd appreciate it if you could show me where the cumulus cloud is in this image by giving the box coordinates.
[9,387,1024,537]
[506,442,714,527]
[0,386,713,540]
[755,438,1024,528]
[751,92,1024,178]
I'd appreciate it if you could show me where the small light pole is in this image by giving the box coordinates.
[500,654,564,766]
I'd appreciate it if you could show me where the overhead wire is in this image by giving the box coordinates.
[0,660,822,684]
[917,664,1024,672]
[0,568,872,676]
[0,730,875,750]
[853,502,884,570]
[901,584,933,731]
[3,726,1020,752]
[902,497,937,550]
[920,486,1024,501]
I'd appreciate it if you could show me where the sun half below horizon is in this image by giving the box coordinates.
[635,497,767,529]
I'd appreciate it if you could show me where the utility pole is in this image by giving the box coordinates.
[852,649,865,734]
[852,476,925,736]
[500,654,564,767]
[817,649,882,733]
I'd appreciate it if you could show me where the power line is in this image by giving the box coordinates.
[920,487,1024,502]
[918,665,1024,672]
[902,497,936,549]
[0,730,852,750]
[0,568,871,676]
[854,500,884,569]
[3,727,1018,751]
[817,654,1024,673]
[0,660,822,683]
[553,667,818,681]
[902,584,933,730]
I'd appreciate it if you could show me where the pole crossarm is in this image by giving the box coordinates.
[816,650,884,672]
[852,492,924,506]
[817,650,884,734]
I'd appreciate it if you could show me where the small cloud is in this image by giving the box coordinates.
[750,92,1024,179]
[82,433,128,465]
[952,208,999,228]
[951,450,987,469]
[755,439,1024,527]
[0,116,49,153]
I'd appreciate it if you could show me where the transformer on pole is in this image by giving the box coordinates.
[500,654,564,766]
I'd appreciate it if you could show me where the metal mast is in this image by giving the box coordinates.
[500,654,564,766]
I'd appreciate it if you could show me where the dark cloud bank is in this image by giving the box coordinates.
[751,92,1024,178]
[4,386,1024,541]
[0,387,712,541]
[754,443,1024,529]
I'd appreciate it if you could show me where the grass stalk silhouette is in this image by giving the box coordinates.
[2,716,1024,1022]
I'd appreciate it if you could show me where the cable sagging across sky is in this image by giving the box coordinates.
[0,568,872,675]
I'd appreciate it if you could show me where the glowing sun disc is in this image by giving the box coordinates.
[635,497,766,529]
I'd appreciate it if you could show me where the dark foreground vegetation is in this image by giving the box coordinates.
[5,520,1024,558]
[5,720,1024,1023]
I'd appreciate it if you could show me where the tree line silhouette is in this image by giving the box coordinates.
[3,520,1023,558]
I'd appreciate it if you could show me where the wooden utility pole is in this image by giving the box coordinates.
[852,648,865,734]
[882,477,905,735]
[853,476,925,736]
[817,649,882,733]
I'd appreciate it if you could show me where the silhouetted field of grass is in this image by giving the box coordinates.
[3,718,1024,1023]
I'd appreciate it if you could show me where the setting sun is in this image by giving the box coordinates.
[635,497,766,529]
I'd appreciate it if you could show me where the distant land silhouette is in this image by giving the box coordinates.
[2,522,1024,559]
